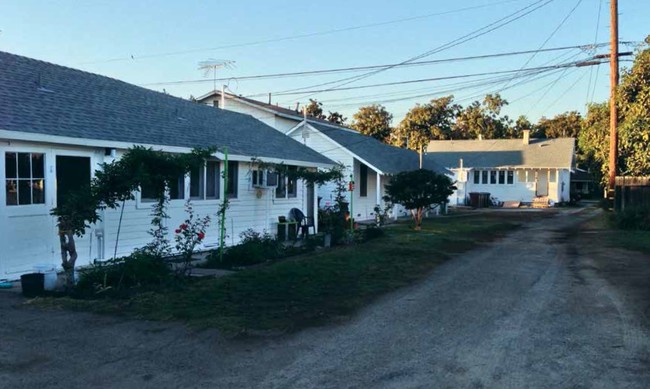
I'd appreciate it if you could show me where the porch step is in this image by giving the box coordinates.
[532,197,550,208]
[503,201,521,209]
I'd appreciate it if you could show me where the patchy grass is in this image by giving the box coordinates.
[584,214,650,254]
[39,213,529,334]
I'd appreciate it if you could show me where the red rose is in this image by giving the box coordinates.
[197,232,205,240]
[175,229,181,234]
[180,224,188,230]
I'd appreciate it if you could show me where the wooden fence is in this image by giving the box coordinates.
[615,176,650,211]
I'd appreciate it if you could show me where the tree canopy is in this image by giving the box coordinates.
[351,104,393,142]
[395,96,460,150]
[383,169,455,230]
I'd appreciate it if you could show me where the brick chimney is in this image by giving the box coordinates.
[522,129,530,145]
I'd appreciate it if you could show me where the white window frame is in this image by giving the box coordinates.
[4,151,47,207]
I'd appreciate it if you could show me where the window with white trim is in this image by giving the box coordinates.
[359,164,368,197]
[276,165,298,198]
[473,170,480,184]
[226,161,238,199]
[5,152,45,206]
[190,160,220,200]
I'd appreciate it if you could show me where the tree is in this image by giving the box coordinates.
[351,104,393,142]
[579,102,609,185]
[383,169,455,230]
[395,96,460,151]
[304,99,326,120]
[455,94,512,139]
[579,36,650,183]
[617,35,650,176]
[327,111,347,126]
[536,111,583,138]
[511,115,536,139]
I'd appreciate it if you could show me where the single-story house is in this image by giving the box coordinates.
[196,91,449,220]
[0,51,333,278]
[426,131,575,205]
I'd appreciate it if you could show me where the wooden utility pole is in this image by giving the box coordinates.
[607,0,619,195]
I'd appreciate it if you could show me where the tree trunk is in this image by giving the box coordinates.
[411,208,423,230]
[59,230,78,289]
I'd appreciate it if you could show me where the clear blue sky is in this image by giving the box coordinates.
[1,0,648,124]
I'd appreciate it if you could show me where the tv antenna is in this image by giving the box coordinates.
[198,59,235,92]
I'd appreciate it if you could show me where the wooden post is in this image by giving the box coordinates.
[607,0,619,195]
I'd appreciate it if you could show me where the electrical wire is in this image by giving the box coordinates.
[279,0,556,104]
[498,0,584,91]
[79,0,525,65]
[141,43,605,88]
[586,0,604,104]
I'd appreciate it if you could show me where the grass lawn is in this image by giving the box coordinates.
[585,214,650,254]
[41,213,530,334]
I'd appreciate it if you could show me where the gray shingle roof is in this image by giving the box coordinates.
[426,138,575,169]
[0,51,333,166]
[198,92,449,175]
[308,122,448,175]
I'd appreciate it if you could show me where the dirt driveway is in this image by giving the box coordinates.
[1,208,649,388]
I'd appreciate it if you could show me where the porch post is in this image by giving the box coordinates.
[376,172,382,208]
[313,181,319,233]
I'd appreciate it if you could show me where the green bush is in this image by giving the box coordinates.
[206,229,282,269]
[76,250,172,297]
[615,206,650,230]
[362,225,385,241]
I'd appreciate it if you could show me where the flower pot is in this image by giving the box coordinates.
[21,273,44,297]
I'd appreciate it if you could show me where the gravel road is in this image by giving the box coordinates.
[1,208,648,388]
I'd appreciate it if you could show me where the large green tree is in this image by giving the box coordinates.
[326,111,347,126]
[351,104,393,142]
[384,169,455,230]
[304,99,326,120]
[579,36,650,182]
[395,96,461,151]
[536,111,583,138]
[455,94,512,139]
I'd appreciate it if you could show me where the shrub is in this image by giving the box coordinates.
[615,206,650,230]
[76,250,172,297]
[206,229,282,269]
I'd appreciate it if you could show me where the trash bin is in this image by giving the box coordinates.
[469,192,480,207]
[478,192,491,208]
[21,273,44,297]
[469,192,491,208]
[33,263,57,291]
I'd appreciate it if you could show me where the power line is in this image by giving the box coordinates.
[543,68,590,112]
[587,0,604,104]
[259,59,601,97]
[280,0,556,104]
[141,43,606,88]
[79,0,525,65]
[498,0,584,91]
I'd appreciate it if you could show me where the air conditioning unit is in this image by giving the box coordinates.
[252,170,279,188]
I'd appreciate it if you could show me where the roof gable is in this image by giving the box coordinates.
[0,51,333,166]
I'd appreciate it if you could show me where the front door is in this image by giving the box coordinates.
[536,170,549,196]
[56,156,95,262]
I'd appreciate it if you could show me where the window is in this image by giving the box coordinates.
[517,170,526,183]
[489,171,497,185]
[276,166,298,198]
[498,171,505,185]
[527,170,536,183]
[507,171,514,185]
[481,171,488,185]
[190,161,220,200]
[287,166,297,198]
[549,170,557,183]
[226,161,238,198]
[141,175,184,202]
[359,164,368,197]
[5,152,45,206]
[473,170,480,184]
[276,172,287,198]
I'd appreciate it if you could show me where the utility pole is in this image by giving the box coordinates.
[607,0,619,196]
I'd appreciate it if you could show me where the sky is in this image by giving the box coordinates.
[1,0,648,124]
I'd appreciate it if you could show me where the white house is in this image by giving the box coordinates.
[0,51,333,279]
[196,91,448,220]
[426,131,575,205]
